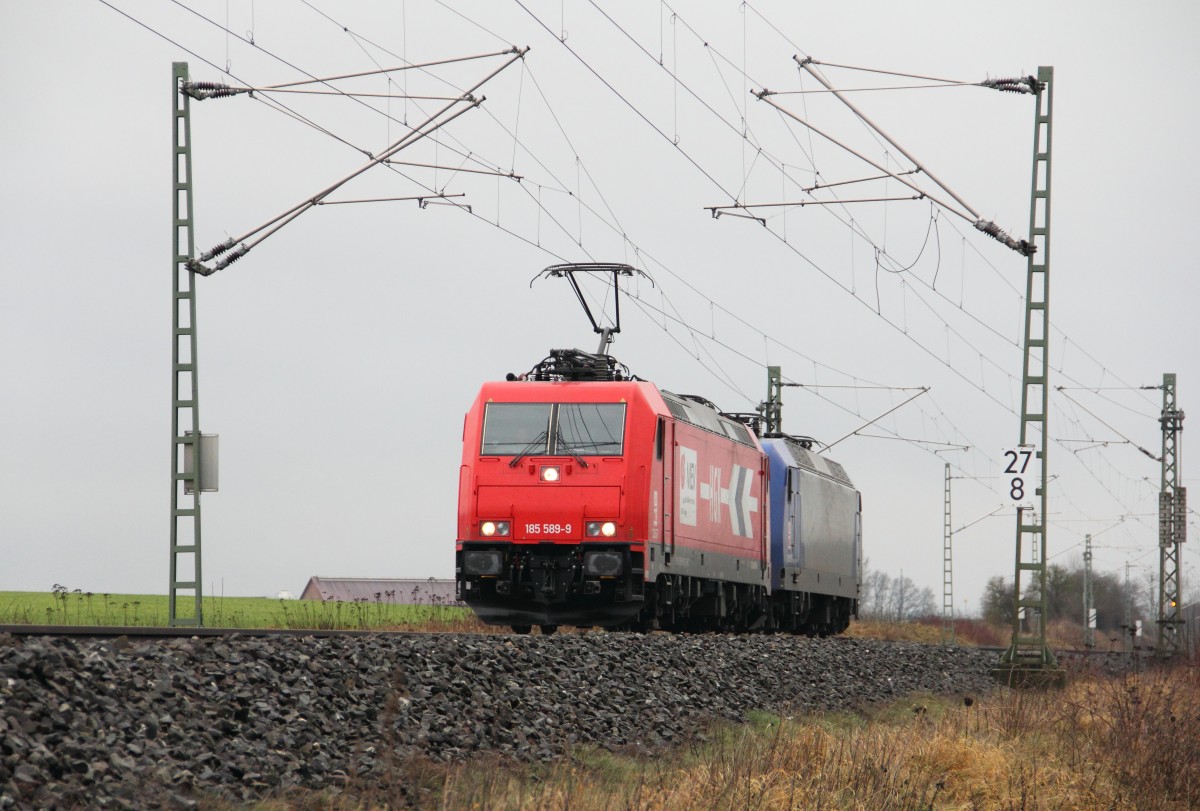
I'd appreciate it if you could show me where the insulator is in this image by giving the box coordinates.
[214,246,249,271]
[974,220,1000,238]
[981,76,1037,95]
[200,238,235,261]
[182,81,245,101]
[974,219,1036,256]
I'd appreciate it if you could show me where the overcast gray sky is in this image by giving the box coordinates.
[2,1,1197,617]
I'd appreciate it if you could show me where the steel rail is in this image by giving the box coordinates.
[0,624,463,639]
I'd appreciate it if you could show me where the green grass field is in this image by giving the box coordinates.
[0,587,477,630]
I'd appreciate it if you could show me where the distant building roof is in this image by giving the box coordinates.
[300,577,460,605]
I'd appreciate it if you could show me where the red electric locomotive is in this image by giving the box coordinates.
[457,263,861,635]
[456,348,771,633]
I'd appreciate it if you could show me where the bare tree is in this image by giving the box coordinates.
[888,574,937,621]
[860,559,892,620]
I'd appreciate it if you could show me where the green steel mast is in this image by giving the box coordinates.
[169,63,203,626]
[764,366,783,436]
[997,67,1059,682]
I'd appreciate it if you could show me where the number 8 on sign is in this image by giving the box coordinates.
[1003,447,1036,504]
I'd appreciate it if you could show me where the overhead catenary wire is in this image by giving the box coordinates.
[133,1,1161,551]
[112,0,609,277]
[795,56,983,222]
[820,388,930,453]
[186,71,510,275]
[548,2,1030,417]
[753,91,975,226]
[565,1,1035,392]
[197,0,535,192]
[456,6,1142,520]
[616,4,1165,535]
[100,0,910,408]
[953,505,1010,536]
[628,6,1161,475]
[1055,387,1161,462]
[110,0,566,268]
[763,82,981,95]
[108,0,1084,571]
[504,2,1033,482]
[315,192,465,206]
[625,287,995,478]
[648,4,1161,556]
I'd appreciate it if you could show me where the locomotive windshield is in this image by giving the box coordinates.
[557,403,625,454]
[482,403,625,456]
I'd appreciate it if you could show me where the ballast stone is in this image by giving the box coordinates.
[0,632,995,808]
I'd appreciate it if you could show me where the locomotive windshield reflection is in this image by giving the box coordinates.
[482,402,625,456]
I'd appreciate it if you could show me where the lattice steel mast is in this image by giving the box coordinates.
[943,463,954,644]
[764,366,783,436]
[997,67,1059,680]
[1157,372,1186,655]
[1083,534,1095,648]
[169,63,204,626]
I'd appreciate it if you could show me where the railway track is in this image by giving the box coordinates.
[0,623,439,640]
[975,643,1154,669]
[0,625,1160,662]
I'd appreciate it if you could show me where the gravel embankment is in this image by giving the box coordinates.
[0,632,998,808]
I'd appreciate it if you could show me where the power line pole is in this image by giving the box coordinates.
[942,463,954,644]
[764,366,783,436]
[1083,534,1095,648]
[996,66,1061,685]
[1124,561,1133,653]
[169,63,204,626]
[1157,372,1186,656]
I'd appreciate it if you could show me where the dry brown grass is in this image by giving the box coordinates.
[329,659,1200,811]
[846,617,1005,648]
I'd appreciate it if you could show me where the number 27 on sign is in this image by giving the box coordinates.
[1003,448,1036,502]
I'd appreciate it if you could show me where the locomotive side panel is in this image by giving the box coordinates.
[763,437,862,603]
[659,420,769,587]
[790,468,860,599]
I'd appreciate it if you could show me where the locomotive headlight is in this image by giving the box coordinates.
[585,521,618,538]
[583,550,623,577]
[463,550,503,576]
[480,520,510,537]
[540,465,561,482]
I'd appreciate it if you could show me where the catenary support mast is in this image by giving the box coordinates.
[1083,534,1095,648]
[996,67,1059,682]
[169,63,204,625]
[943,463,954,644]
[765,366,783,436]
[1157,373,1186,655]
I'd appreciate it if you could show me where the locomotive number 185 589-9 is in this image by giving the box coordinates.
[525,523,572,535]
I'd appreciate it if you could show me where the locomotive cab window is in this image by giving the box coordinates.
[482,403,625,456]
[481,403,552,455]
[556,403,625,455]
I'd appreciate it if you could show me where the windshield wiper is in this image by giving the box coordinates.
[507,430,549,468]
[553,431,590,469]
